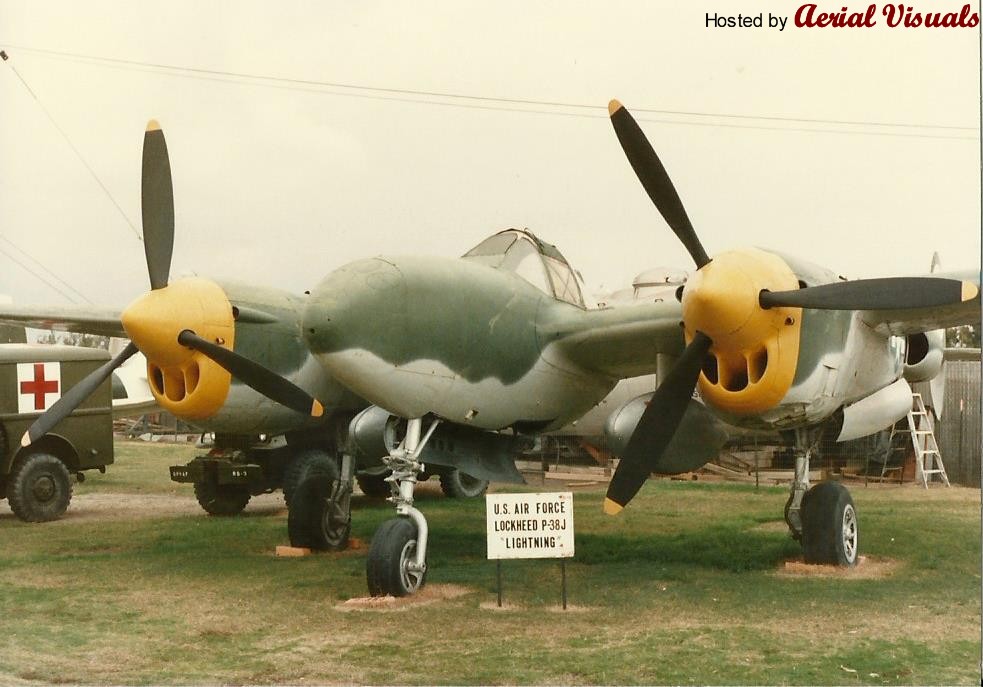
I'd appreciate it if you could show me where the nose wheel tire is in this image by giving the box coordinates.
[438,468,488,499]
[366,517,427,597]
[7,452,72,522]
[800,481,859,566]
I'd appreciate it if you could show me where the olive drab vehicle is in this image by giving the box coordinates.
[0,344,114,522]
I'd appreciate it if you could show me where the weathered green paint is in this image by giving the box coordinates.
[220,279,316,378]
[0,345,114,476]
[305,257,547,385]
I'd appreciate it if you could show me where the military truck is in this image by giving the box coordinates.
[0,344,114,522]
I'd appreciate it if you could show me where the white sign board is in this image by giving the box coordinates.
[486,492,574,560]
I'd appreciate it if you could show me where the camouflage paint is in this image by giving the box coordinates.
[304,256,683,430]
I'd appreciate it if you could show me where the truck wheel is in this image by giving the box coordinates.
[282,449,338,506]
[355,471,391,498]
[287,471,350,551]
[7,452,72,522]
[439,468,488,498]
[801,481,859,567]
[193,481,250,516]
[366,517,426,597]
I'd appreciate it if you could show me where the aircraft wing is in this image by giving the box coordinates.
[861,269,981,336]
[543,299,685,379]
[0,305,126,339]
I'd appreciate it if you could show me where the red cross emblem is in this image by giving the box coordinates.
[17,362,61,413]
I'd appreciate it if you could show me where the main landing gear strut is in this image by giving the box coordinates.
[783,428,859,567]
[366,417,441,596]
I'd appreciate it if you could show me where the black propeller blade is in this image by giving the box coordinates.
[608,100,711,268]
[21,342,139,448]
[605,331,713,513]
[177,330,324,417]
[141,120,174,290]
[760,277,978,311]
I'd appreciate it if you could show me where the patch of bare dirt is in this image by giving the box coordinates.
[337,583,471,611]
[776,555,900,579]
[0,491,287,523]
[546,603,593,613]
[479,600,524,611]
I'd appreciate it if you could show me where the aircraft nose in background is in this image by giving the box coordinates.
[302,258,408,356]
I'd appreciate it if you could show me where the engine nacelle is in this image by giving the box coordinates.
[349,405,401,468]
[604,394,728,474]
[903,330,945,383]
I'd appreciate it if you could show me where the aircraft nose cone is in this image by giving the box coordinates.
[121,277,233,366]
[682,255,757,342]
[303,258,407,355]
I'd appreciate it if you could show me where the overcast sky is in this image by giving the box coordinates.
[0,1,979,308]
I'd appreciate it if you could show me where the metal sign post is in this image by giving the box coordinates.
[486,492,575,609]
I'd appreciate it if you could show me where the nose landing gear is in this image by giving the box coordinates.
[783,429,859,567]
[365,417,441,596]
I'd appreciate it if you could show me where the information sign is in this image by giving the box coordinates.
[486,492,574,560]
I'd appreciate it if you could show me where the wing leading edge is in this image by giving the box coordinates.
[0,304,126,339]
[541,299,686,379]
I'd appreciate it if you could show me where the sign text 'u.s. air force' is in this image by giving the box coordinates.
[486,492,574,560]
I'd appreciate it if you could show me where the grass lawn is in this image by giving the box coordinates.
[0,440,978,685]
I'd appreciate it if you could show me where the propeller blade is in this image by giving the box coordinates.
[141,120,175,290]
[608,100,711,268]
[177,330,324,417]
[604,331,713,514]
[22,342,139,447]
[760,277,979,311]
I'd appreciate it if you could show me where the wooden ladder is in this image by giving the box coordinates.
[884,392,950,488]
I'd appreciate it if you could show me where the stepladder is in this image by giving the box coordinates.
[884,392,950,488]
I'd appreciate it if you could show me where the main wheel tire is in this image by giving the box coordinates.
[193,481,251,516]
[287,472,350,551]
[439,468,488,499]
[7,452,72,522]
[366,517,426,597]
[355,471,391,498]
[801,481,859,566]
[282,449,338,506]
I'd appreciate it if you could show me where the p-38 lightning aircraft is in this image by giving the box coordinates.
[8,102,979,598]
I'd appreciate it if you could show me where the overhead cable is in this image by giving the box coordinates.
[1,43,977,141]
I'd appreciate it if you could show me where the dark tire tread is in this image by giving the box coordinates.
[439,469,488,499]
[282,449,337,506]
[366,518,426,597]
[7,452,72,522]
[801,481,858,566]
[193,481,250,516]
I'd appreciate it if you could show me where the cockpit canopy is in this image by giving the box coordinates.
[462,229,585,307]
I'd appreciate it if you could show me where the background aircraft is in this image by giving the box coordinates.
[4,104,979,598]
